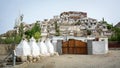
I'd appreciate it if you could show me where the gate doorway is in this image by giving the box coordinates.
[62,39,87,54]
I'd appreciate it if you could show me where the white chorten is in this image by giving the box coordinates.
[45,38,55,54]
[38,40,49,56]
[29,37,40,57]
[15,39,31,56]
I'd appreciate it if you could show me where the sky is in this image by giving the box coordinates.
[0,0,120,34]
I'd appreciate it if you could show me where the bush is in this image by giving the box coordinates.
[25,22,41,40]
[109,27,120,41]
[109,36,117,41]
[4,37,14,44]
[14,35,22,44]
[0,37,5,44]
[34,31,41,42]
[0,35,22,44]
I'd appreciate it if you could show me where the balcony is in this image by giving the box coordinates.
[104,32,112,36]
[80,26,86,29]
[102,29,108,31]
[41,32,48,36]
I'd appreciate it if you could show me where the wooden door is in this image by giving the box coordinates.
[62,39,87,54]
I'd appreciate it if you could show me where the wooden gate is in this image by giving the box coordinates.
[62,39,87,54]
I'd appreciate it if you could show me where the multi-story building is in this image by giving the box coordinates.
[13,11,112,38]
[60,11,87,24]
[77,17,111,37]
[40,19,49,38]
[42,11,111,37]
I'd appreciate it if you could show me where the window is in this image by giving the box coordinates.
[103,26,106,28]
[89,26,91,28]
[91,23,92,25]
[86,20,88,22]
[51,24,53,26]
[85,23,88,25]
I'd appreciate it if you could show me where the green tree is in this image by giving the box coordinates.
[101,18,113,30]
[109,27,120,41]
[19,23,24,37]
[31,22,41,36]
[25,21,41,40]
[25,30,32,39]
[14,35,22,44]
[4,37,14,44]
[107,24,113,30]
[55,21,60,36]
[113,27,120,41]
[32,22,41,32]
[34,31,41,42]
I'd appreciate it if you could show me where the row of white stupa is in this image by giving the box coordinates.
[15,37,55,57]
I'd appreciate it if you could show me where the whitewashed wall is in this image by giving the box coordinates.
[91,38,108,54]
[99,38,108,53]
[52,36,108,55]
[92,41,106,54]
[52,36,64,52]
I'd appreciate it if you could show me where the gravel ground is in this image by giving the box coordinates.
[26,50,120,68]
[1,50,120,68]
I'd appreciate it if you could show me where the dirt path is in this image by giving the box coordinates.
[25,50,120,68]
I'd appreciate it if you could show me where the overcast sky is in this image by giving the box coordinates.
[0,0,120,34]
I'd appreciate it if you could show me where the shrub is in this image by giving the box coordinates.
[0,35,22,44]
[4,37,14,44]
[14,35,22,44]
[34,31,41,42]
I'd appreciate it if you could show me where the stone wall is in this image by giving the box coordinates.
[0,44,15,55]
